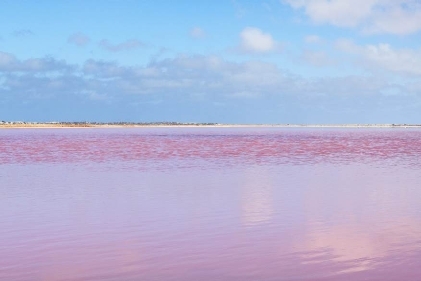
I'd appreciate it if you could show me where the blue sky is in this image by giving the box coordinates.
[1,0,421,123]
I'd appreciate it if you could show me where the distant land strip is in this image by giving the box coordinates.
[1,121,421,128]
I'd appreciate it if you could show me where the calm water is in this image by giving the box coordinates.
[1,128,421,281]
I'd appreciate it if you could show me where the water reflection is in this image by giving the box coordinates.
[1,128,421,280]
[300,162,421,275]
[241,166,274,226]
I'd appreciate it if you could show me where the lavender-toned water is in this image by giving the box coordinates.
[1,128,421,281]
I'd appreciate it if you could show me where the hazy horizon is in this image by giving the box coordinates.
[2,120,421,126]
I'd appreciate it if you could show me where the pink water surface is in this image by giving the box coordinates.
[1,128,421,280]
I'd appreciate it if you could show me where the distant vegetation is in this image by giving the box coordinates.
[1,121,421,127]
[0,121,219,126]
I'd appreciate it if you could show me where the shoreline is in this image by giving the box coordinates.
[1,124,421,129]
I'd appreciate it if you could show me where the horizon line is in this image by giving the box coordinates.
[1,121,421,128]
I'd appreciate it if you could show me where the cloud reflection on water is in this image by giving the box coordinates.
[241,166,274,226]
[1,128,421,280]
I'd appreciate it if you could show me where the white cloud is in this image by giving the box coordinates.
[2,52,420,123]
[239,27,279,53]
[364,45,421,76]
[190,27,205,39]
[99,39,145,52]
[364,3,421,34]
[0,52,418,107]
[335,38,359,53]
[336,40,421,76]
[284,0,421,35]
[300,50,335,67]
[304,35,322,44]
[127,56,289,96]
[1,54,290,99]
[0,51,73,72]
[285,0,376,27]
[68,33,90,47]
[0,52,15,67]
[83,59,128,77]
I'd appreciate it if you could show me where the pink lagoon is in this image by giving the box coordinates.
[1,127,421,281]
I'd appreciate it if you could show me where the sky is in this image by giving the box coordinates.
[1,0,421,124]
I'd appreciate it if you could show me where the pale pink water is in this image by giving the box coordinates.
[1,128,421,281]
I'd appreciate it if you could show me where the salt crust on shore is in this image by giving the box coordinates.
[1,124,421,129]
